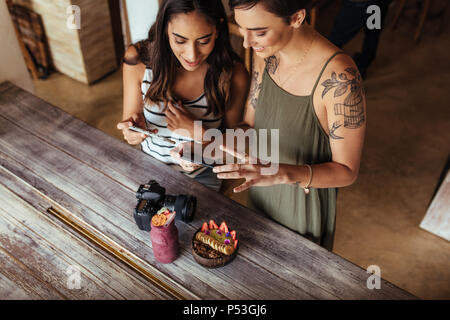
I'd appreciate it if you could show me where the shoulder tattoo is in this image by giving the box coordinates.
[265,55,279,75]
[248,56,278,110]
[321,67,365,139]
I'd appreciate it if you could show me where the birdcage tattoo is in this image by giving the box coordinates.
[334,82,364,129]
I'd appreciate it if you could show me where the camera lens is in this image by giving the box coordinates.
[163,195,176,212]
[162,194,197,223]
[173,195,196,223]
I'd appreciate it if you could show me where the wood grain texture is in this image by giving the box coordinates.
[0,82,417,300]
[11,0,117,84]
[72,0,117,83]
[11,0,85,82]
[0,184,173,300]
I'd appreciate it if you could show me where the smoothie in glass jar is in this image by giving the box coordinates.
[150,208,179,264]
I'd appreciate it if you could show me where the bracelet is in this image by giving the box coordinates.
[294,164,313,194]
[303,164,313,194]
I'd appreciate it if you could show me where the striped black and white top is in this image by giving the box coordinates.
[140,68,223,165]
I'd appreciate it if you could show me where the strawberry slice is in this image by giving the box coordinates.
[201,222,208,232]
[230,230,236,240]
[219,221,229,233]
[234,240,238,249]
[209,220,218,230]
[163,209,171,216]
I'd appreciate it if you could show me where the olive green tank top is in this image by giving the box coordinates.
[249,52,345,251]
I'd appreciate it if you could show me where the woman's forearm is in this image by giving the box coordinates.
[122,107,142,121]
[122,96,143,121]
[279,162,359,189]
[122,62,144,121]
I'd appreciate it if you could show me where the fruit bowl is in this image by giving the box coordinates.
[191,220,239,268]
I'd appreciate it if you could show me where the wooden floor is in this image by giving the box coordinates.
[0,185,172,299]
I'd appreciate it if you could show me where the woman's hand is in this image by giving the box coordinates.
[165,101,198,139]
[170,142,202,173]
[213,145,283,193]
[116,112,158,145]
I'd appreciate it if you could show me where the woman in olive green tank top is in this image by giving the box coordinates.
[214,0,366,251]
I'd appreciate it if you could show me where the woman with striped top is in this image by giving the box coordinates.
[117,0,249,191]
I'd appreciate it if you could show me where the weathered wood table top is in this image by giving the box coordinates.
[0,82,416,300]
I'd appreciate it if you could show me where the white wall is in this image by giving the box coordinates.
[0,0,34,93]
[125,1,233,44]
[126,0,159,43]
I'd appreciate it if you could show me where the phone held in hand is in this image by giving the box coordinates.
[181,150,216,169]
[128,125,176,145]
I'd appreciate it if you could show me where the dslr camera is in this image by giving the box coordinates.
[134,180,196,231]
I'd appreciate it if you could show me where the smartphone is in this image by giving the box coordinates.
[129,126,176,144]
[181,150,216,169]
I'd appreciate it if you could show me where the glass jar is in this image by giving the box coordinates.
[150,219,179,264]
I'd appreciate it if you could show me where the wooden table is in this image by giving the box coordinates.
[0,82,416,300]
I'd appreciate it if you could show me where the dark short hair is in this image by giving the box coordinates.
[229,0,312,24]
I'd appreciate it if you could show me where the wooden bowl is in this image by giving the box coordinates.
[191,228,239,268]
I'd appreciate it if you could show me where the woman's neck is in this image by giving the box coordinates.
[177,61,209,78]
[277,24,315,67]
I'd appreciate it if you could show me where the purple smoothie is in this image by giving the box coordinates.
[150,219,179,264]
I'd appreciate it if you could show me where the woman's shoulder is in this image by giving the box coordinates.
[122,44,149,82]
[316,50,360,88]
[123,40,153,67]
[315,34,358,76]
[123,45,139,63]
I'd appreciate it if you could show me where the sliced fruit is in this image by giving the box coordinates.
[209,220,219,229]
[163,209,171,216]
[201,222,209,232]
[230,230,237,240]
[219,221,229,233]
[156,207,168,215]
[234,240,238,249]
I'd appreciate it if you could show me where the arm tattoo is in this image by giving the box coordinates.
[248,56,277,110]
[265,55,279,75]
[249,70,262,109]
[329,121,344,140]
[321,67,365,137]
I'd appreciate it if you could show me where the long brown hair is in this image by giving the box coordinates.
[136,0,240,117]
